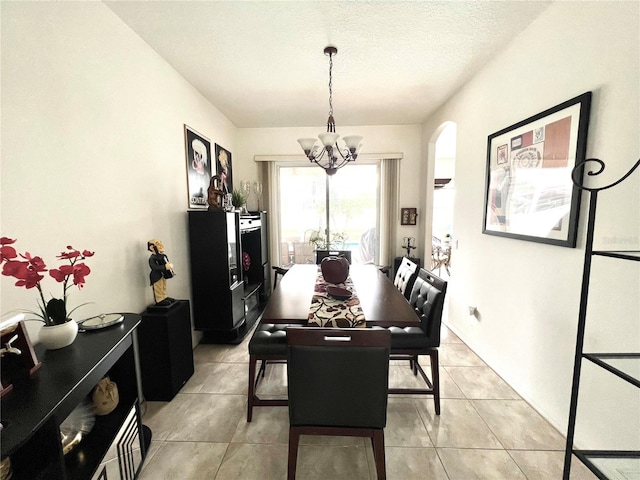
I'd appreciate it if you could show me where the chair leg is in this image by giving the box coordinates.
[430,350,440,415]
[247,354,257,422]
[371,429,386,480]
[288,426,301,480]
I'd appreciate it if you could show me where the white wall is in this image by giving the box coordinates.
[1,2,236,345]
[236,124,423,260]
[421,1,639,447]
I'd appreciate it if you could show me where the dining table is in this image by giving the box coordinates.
[247,263,421,422]
[259,263,420,328]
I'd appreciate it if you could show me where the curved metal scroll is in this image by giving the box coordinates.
[572,157,640,192]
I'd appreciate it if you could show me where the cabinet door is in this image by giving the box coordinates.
[227,212,240,286]
[188,211,243,330]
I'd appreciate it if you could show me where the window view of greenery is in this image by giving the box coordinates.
[279,164,378,265]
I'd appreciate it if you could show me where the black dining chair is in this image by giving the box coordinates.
[386,268,448,414]
[247,323,290,422]
[315,249,352,264]
[272,265,290,289]
[393,257,419,300]
[286,327,391,480]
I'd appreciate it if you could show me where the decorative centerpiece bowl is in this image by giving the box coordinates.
[320,255,350,284]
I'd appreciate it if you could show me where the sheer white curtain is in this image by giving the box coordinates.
[265,161,281,269]
[379,158,400,267]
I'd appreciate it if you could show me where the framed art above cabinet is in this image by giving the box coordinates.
[184,125,212,209]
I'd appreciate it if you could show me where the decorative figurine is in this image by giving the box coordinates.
[147,239,175,306]
[207,175,225,211]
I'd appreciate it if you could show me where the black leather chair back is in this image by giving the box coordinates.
[286,327,390,429]
[394,257,419,300]
[315,250,352,264]
[408,269,448,346]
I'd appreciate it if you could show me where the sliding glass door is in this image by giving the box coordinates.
[278,164,379,265]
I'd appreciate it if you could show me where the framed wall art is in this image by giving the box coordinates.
[184,125,212,209]
[401,208,418,226]
[215,144,233,194]
[482,92,591,247]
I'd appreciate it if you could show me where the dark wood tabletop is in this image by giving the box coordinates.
[261,264,419,327]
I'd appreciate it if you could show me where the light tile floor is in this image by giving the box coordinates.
[139,324,597,479]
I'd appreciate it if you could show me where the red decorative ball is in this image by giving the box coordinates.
[320,256,350,284]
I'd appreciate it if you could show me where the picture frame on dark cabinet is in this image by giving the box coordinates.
[215,143,234,195]
[184,125,213,209]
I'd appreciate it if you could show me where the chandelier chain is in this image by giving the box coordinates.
[328,52,333,117]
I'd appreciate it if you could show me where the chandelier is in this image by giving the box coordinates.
[297,46,363,175]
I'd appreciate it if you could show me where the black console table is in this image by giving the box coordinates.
[0,314,149,480]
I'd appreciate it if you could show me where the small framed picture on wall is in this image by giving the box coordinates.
[401,208,418,225]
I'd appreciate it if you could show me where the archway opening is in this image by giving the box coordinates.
[431,123,456,278]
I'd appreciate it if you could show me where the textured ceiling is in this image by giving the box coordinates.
[105,1,552,128]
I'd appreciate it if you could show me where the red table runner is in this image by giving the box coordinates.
[307,268,366,327]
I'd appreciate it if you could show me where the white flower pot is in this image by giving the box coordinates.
[39,320,78,350]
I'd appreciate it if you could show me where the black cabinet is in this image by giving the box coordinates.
[0,315,148,480]
[188,211,245,334]
[258,211,271,301]
[139,300,194,401]
[187,210,270,343]
[240,211,271,303]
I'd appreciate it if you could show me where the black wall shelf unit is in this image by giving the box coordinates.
[0,314,148,480]
[563,158,640,479]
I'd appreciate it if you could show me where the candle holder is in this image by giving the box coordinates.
[253,181,263,211]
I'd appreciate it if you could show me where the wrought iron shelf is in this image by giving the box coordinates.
[573,450,640,480]
[592,250,640,261]
[563,158,640,480]
[583,353,640,388]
